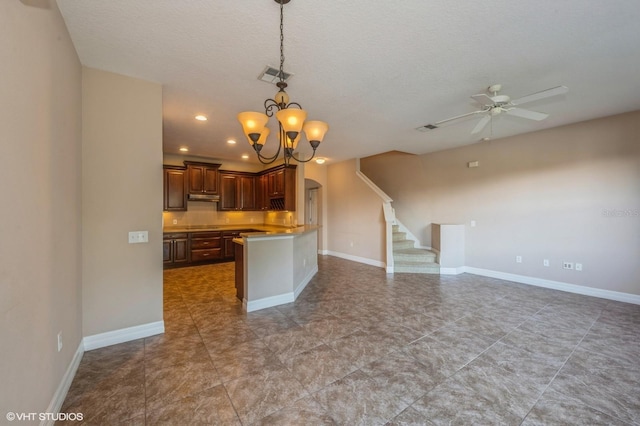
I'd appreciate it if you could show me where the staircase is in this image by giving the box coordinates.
[392,225,440,274]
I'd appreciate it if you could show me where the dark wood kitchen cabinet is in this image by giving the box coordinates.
[256,173,269,211]
[263,165,296,211]
[163,233,189,266]
[223,231,240,259]
[163,166,187,211]
[185,161,221,195]
[219,172,256,211]
[190,231,223,262]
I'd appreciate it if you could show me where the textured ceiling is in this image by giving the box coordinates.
[57,0,640,165]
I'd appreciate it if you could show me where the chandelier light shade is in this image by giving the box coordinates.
[237,0,328,165]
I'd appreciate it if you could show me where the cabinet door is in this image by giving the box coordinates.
[223,237,235,259]
[203,167,219,194]
[274,169,285,195]
[163,240,172,264]
[164,167,187,211]
[257,174,269,210]
[219,174,238,210]
[173,239,189,263]
[239,175,256,210]
[188,166,204,194]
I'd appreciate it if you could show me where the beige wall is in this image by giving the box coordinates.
[0,1,82,415]
[326,160,386,264]
[82,68,163,336]
[361,111,640,295]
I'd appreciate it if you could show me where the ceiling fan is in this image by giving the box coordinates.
[419,84,568,135]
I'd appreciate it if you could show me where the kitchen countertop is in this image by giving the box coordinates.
[163,224,319,239]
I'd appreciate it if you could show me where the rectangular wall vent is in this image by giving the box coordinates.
[258,66,293,84]
[416,124,438,132]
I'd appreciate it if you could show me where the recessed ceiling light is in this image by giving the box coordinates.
[315,158,326,164]
[179,147,189,152]
[227,139,236,145]
[241,154,249,159]
[195,115,207,121]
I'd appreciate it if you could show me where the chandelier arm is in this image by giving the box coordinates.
[288,148,318,164]
[254,141,282,164]
[264,99,281,117]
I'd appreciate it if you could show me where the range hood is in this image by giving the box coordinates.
[187,193,220,202]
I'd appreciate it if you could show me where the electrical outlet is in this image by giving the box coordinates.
[470,220,476,227]
[172,219,177,225]
[563,262,573,270]
[57,332,63,352]
[516,256,522,263]
[543,259,550,267]
[575,263,583,271]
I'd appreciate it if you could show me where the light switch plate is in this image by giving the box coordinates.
[128,231,149,244]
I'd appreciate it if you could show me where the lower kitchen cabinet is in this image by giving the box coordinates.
[163,229,258,268]
[223,231,241,259]
[190,231,222,263]
[163,233,189,266]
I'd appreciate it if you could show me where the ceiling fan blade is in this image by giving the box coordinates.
[506,107,549,121]
[433,110,484,126]
[471,114,491,135]
[510,85,568,106]
[471,93,494,106]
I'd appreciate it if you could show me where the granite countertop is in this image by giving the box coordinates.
[163,224,319,238]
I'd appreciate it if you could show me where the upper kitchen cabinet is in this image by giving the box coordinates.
[185,161,221,195]
[163,166,187,211]
[219,172,256,211]
[264,165,296,211]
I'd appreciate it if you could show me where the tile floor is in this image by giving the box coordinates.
[59,256,640,425]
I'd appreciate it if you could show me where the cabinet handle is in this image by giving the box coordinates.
[203,253,210,257]
[202,242,209,245]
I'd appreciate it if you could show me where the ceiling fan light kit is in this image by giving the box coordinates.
[237,0,329,165]
[418,84,568,135]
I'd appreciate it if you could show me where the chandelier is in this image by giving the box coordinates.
[237,0,329,166]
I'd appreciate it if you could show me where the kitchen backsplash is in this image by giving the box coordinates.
[163,202,296,228]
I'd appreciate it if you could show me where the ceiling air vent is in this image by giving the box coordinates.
[258,66,293,84]
[416,124,438,132]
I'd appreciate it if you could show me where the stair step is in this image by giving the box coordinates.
[394,261,440,274]
[392,239,415,250]
[392,224,400,233]
[392,232,407,241]
[393,248,437,263]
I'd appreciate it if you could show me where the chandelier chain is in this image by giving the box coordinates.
[279,1,285,83]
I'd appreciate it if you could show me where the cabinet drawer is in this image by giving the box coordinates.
[191,238,221,249]
[163,233,188,240]
[191,231,222,238]
[191,248,222,262]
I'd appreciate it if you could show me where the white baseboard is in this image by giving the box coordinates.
[245,293,295,312]
[326,251,386,269]
[294,265,319,299]
[319,249,329,255]
[41,342,84,426]
[440,266,465,275]
[83,321,165,351]
[465,267,640,305]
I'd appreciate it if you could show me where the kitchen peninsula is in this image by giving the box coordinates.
[234,225,319,312]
